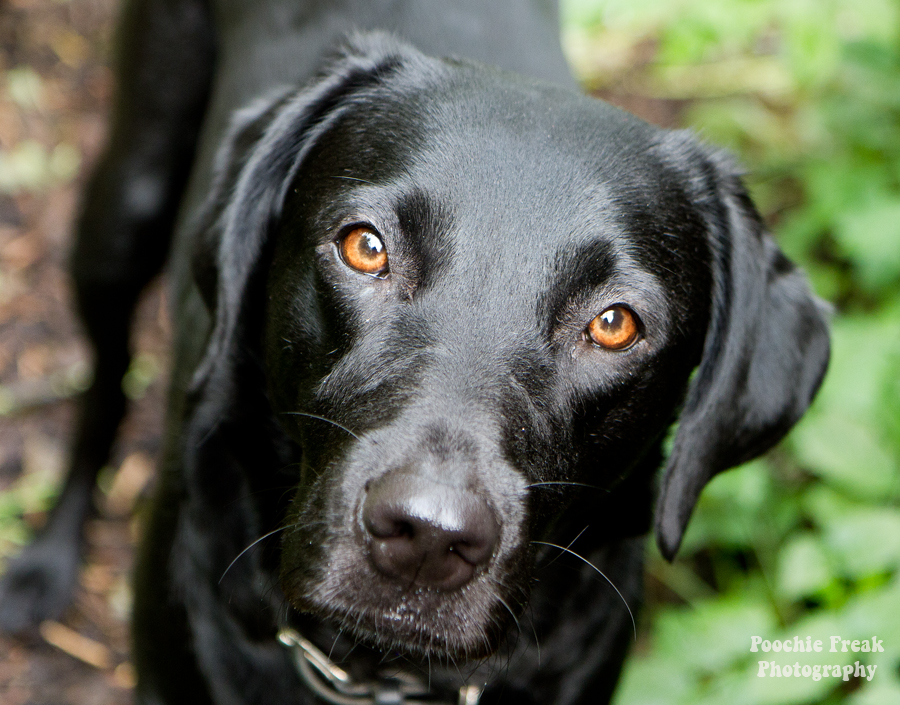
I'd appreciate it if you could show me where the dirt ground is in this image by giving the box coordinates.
[0,0,167,702]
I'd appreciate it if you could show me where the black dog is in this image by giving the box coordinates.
[0,1,829,703]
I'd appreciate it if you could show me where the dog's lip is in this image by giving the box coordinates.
[311,604,497,660]
[282,432,529,658]
[290,566,504,659]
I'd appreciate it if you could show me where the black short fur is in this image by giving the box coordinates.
[0,3,829,705]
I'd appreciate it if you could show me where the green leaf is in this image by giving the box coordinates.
[835,199,900,292]
[612,652,696,705]
[801,484,865,527]
[822,509,900,578]
[788,310,900,500]
[776,533,833,600]
[790,413,897,500]
[679,461,783,553]
[848,676,900,705]
[653,594,779,673]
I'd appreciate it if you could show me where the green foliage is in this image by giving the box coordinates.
[0,68,82,194]
[0,437,63,566]
[561,1,900,702]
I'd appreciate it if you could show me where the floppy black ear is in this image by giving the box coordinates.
[655,150,830,560]
[190,33,429,393]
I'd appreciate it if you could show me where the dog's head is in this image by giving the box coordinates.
[189,34,829,660]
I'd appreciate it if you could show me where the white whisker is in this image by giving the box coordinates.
[281,411,361,440]
[532,540,636,640]
[219,527,287,584]
[525,481,606,491]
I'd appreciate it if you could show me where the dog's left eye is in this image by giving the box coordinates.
[338,226,389,276]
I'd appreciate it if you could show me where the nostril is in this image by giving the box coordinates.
[393,521,414,540]
[362,499,414,540]
[452,536,494,566]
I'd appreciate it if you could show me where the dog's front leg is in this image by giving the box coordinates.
[0,0,215,634]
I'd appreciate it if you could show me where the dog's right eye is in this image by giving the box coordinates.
[338,226,389,277]
[586,305,640,350]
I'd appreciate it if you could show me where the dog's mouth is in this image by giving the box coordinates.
[282,524,521,660]
[279,416,532,660]
[280,478,527,660]
[295,584,508,660]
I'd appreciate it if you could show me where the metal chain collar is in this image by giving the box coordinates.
[278,628,483,705]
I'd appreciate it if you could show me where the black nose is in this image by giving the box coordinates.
[362,472,500,591]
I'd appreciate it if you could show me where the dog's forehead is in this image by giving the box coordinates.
[398,73,677,229]
[424,78,684,234]
[296,64,711,317]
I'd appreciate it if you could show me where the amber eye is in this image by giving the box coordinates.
[338,226,388,276]
[586,306,640,350]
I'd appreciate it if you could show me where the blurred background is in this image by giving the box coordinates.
[0,0,898,703]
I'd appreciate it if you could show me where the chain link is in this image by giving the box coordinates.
[278,628,483,705]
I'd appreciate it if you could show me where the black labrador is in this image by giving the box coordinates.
[0,1,830,703]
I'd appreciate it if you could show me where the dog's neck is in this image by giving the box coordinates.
[277,627,483,705]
